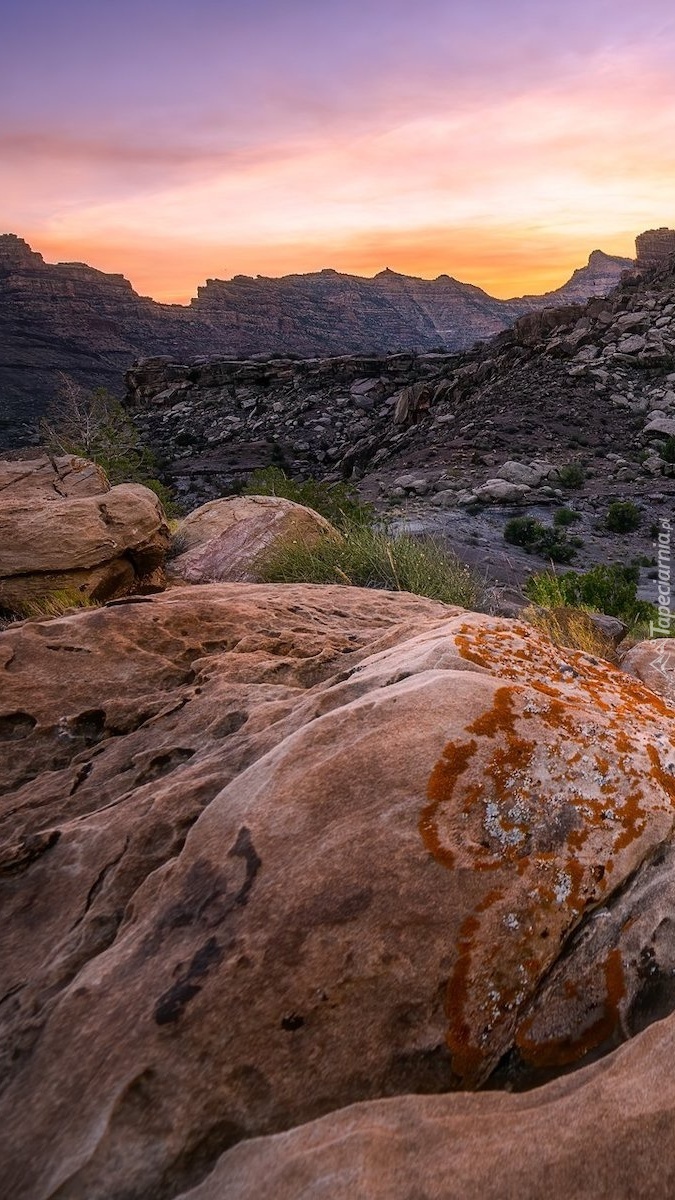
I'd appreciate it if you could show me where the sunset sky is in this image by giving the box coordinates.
[2,0,675,302]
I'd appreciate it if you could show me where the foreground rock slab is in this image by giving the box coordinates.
[181,1030,675,1200]
[2,585,675,1199]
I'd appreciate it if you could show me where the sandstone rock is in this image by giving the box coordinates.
[0,481,170,613]
[0,454,109,501]
[3,590,675,1198]
[621,638,675,704]
[173,1023,675,1200]
[167,495,338,584]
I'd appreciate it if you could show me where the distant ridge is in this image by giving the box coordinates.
[0,233,633,448]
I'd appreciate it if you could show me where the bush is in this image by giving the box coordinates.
[503,515,580,563]
[553,506,581,527]
[522,605,618,661]
[504,516,545,548]
[660,437,675,464]
[244,466,373,531]
[605,500,641,533]
[558,462,586,488]
[525,563,656,627]
[256,526,483,608]
[40,375,181,514]
[535,528,582,563]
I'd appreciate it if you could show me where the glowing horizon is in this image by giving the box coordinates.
[2,0,674,303]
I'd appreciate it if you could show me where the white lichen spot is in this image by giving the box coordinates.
[554,872,572,904]
[484,800,525,846]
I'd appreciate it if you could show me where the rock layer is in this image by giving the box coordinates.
[2,586,675,1198]
[0,232,631,449]
[0,469,170,612]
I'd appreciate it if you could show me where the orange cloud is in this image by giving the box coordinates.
[13,50,675,301]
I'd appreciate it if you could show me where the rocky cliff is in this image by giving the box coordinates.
[0,232,631,448]
[124,244,675,593]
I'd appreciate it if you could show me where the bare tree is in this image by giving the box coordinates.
[40,374,146,480]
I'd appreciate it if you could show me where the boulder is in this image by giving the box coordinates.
[167,495,338,584]
[496,460,549,487]
[3,588,675,1198]
[0,454,109,501]
[473,478,531,503]
[0,480,170,613]
[644,417,675,437]
[621,638,675,704]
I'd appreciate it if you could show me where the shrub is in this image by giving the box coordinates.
[256,526,483,608]
[558,462,586,488]
[525,563,656,627]
[503,516,545,548]
[660,436,675,464]
[534,528,582,564]
[40,375,180,514]
[244,466,373,531]
[503,515,580,563]
[605,500,641,533]
[522,605,618,662]
[553,506,581,527]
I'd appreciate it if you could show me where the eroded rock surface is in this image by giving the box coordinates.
[0,454,109,501]
[0,476,170,613]
[177,1030,675,1200]
[2,586,675,1198]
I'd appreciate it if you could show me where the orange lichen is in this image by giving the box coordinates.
[419,617,675,1085]
[420,739,477,870]
[648,744,675,804]
[515,947,626,1068]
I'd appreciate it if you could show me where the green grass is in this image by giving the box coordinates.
[16,589,101,621]
[524,563,656,628]
[256,525,483,608]
[244,466,373,531]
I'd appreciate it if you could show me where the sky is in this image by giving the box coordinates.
[2,0,675,302]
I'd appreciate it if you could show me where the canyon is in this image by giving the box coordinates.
[0,232,631,448]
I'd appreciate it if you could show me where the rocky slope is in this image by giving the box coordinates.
[0,232,631,448]
[124,236,675,595]
[3,584,675,1197]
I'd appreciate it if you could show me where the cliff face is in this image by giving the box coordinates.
[0,233,632,448]
[0,235,224,445]
[636,227,675,268]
